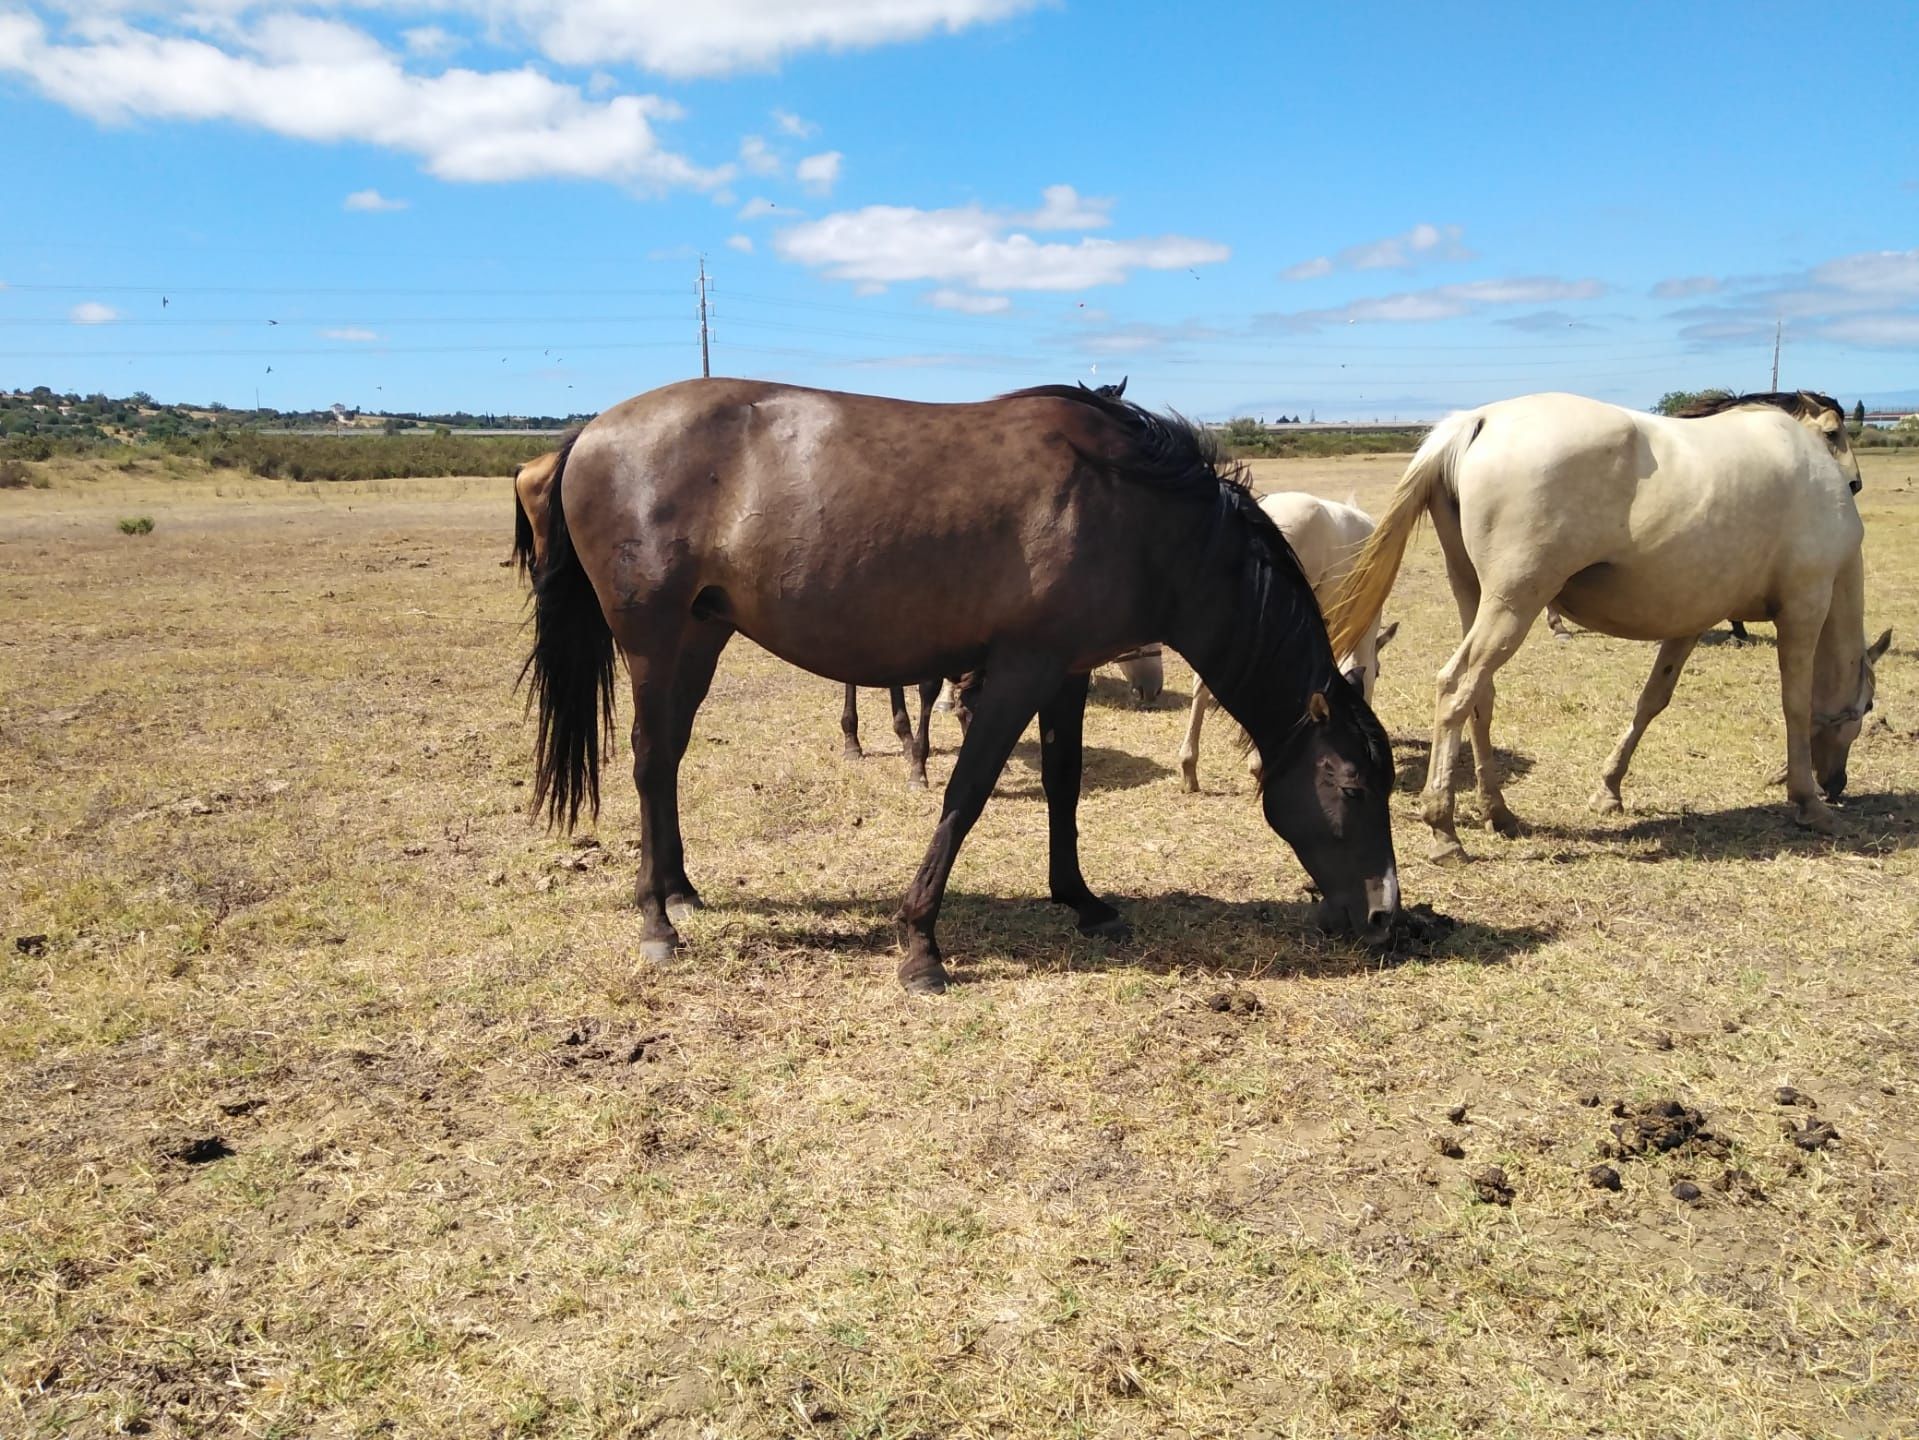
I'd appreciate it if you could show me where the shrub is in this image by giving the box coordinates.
[0,458,30,488]
[118,516,155,535]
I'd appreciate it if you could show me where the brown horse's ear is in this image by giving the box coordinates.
[1867,627,1893,663]
[1375,620,1399,651]
[1307,691,1332,724]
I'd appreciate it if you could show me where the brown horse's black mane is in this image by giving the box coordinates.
[1675,390,1842,421]
[1001,382,1393,773]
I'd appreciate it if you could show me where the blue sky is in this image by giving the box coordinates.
[1,0,1915,420]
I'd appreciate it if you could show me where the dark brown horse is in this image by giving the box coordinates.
[525,379,1400,992]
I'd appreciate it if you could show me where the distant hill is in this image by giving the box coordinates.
[1,385,588,451]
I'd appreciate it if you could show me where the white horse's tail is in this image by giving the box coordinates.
[1324,409,1482,656]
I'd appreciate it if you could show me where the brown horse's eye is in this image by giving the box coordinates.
[1341,784,1365,801]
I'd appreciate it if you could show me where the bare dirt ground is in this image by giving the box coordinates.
[3,449,1918,1438]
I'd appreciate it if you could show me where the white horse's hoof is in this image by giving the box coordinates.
[1428,839,1472,866]
[1589,790,1623,816]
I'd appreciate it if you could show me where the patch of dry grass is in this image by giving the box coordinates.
[2,452,1917,1438]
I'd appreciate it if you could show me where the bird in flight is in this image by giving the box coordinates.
[161,296,169,308]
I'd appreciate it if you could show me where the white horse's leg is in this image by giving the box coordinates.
[1424,601,1536,863]
[1177,683,1214,793]
[1590,635,1700,814]
[1774,608,1838,833]
[1432,505,1521,838]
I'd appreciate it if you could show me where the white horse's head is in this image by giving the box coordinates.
[1813,627,1892,796]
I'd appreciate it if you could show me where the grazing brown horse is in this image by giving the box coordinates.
[525,379,1400,992]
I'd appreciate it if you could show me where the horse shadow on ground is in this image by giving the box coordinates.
[1521,790,1919,863]
[1696,627,1775,650]
[994,738,1172,795]
[713,891,1553,981]
[1388,734,1536,795]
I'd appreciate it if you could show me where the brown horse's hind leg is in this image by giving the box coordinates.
[1040,673,1128,940]
[887,685,923,788]
[908,679,941,790]
[1591,634,1699,814]
[840,684,863,761]
[1423,600,1536,863]
[619,616,732,961]
[895,652,1065,993]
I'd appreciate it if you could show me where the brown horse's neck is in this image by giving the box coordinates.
[1165,497,1342,750]
[1813,546,1867,712]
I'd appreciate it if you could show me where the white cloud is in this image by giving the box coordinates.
[1652,275,1721,299]
[737,195,786,220]
[343,187,407,211]
[320,326,380,341]
[795,150,842,195]
[71,301,120,324]
[1282,222,1471,280]
[1020,184,1110,230]
[10,2,1045,77]
[1259,276,1605,332]
[739,134,780,176]
[726,233,754,253]
[772,107,817,137]
[774,189,1228,294]
[401,25,457,59]
[1671,246,1919,349]
[927,288,1010,313]
[0,11,727,191]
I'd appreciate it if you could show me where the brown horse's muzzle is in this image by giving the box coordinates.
[1316,869,1400,946]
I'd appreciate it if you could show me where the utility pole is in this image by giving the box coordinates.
[1770,320,1781,391]
[696,256,711,379]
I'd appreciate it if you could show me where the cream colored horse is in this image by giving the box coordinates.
[1325,391,1889,861]
[1179,492,1396,791]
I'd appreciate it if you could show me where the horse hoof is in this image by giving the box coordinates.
[1080,914,1132,943]
[1589,790,1623,816]
[899,963,949,995]
[842,744,863,763]
[907,776,928,792]
[639,936,681,964]
[1178,768,1199,794]
[1488,808,1523,838]
[665,893,704,922]
[1428,840,1472,866]
[1792,800,1838,835]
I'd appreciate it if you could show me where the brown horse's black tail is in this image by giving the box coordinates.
[510,473,538,580]
[521,430,614,831]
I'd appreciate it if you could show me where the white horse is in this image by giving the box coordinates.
[1179,492,1396,791]
[1325,391,1890,862]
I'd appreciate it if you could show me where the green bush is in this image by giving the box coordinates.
[118,516,155,535]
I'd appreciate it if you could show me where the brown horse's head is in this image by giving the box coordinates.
[1813,626,1892,797]
[1258,683,1399,944]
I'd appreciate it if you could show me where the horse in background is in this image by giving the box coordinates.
[525,378,1399,991]
[1325,390,1888,862]
[1179,492,1396,791]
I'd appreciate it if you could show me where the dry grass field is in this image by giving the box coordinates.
[4,447,1918,1439]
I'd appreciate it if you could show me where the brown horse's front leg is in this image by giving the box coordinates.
[1039,673,1128,940]
[895,654,1060,992]
[840,683,863,761]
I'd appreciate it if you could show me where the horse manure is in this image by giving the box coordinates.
[1713,1168,1763,1199]
[1446,1103,1470,1124]
[1430,1133,1465,1160]
[1588,1164,1622,1191]
[1671,1179,1702,1203]
[1785,1118,1838,1151]
[1205,990,1261,1016]
[165,1136,234,1165]
[553,1019,667,1068]
[1774,1085,1816,1109]
[14,934,48,955]
[1609,1098,1723,1159]
[1387,904,1458,952]
[1470,1165,1514,1206]
[216,1097,266,1118]
[1641,1029,1675,1052]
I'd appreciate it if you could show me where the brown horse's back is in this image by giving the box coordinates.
[560,379,1165,684]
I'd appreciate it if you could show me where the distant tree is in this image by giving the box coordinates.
[1652,388,1735,416]
[1852,399,1866,435]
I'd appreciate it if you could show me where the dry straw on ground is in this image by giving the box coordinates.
[2,451,1917,1438]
